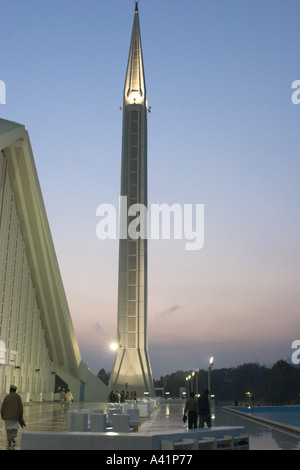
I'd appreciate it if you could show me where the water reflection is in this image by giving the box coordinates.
[213,407,300,450]
[145,402,300,450]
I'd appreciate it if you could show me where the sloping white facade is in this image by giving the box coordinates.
[0,119,107,402]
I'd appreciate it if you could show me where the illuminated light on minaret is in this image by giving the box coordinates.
[109,2,154,396]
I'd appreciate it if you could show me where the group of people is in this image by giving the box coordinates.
[59,388,74,409]
[0,385,211,449]
[108,390,137,403]
[183,390,211,429]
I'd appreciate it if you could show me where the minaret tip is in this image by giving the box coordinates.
[135,1,139,13]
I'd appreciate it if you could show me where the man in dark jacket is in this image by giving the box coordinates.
[198,389,211,428]
[1,385,25,448]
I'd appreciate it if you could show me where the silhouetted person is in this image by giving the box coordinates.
[184,392,198,429]
[198,389,211,428]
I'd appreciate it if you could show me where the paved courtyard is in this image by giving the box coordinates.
[0,400,299,450]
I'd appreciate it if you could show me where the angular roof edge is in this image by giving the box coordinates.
[0,121,84,379]
[0,119,26,150]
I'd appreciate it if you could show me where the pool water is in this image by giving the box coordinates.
[231,406,300,429]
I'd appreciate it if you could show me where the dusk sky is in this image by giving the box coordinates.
[1,0,299,378]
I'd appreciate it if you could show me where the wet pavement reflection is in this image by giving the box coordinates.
[0,400,299,450]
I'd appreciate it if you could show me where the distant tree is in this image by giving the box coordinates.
[154,371,194,397]
[97,368,110,385]
[153,360,300,404]
[208,368,233,402]
[154,376,164,389]
[265,360,300,404]
[231,363,269,403]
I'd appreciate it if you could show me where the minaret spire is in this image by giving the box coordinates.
[124,1,146,106]
[109,3,154,397]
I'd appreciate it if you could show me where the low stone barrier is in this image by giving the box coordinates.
[21,426,247,450]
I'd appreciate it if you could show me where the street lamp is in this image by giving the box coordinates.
[195,369,199,395]
[208,357,214,394]
[191,371,195,393]
[246,391,252,409]
[186,376,189,397]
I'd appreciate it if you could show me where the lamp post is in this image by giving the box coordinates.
[191,371,195,393]
[208,356,214,394]
[246,391,252,408]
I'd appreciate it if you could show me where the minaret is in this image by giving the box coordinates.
[109,2,154,397]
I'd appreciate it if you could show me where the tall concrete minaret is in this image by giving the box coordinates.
[109,2,154,397]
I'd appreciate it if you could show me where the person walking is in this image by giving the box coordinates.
[183,392,198,429]
[64,389,74,409]
[60,388,66,408]
[198,389,211,428]
[1,385,25,449]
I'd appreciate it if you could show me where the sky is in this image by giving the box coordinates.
[1,0,300,379]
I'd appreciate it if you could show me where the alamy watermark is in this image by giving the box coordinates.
[96,197,204,251]
[291,80,300,105]
[291,340,300,365]
[0,80,6,104]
